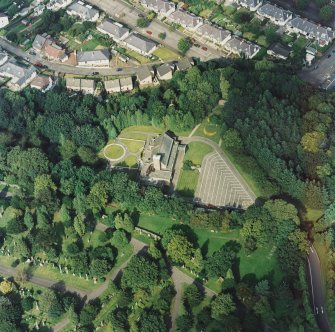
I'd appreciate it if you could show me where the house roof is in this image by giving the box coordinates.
[257,3,292,22]
[0,61,36,86]
[77,49,110,63]
[268,42,291,58]
[66,77,81,88]
[124,33,157,53]
[0,13,8,18]
[104,79,120,90]
[31,75,51,89]
[137,66,152,81]
[176,58,192,71]
[288,17,334,43]
[32,34,47,50]
[157,63,172,77]
[80,79,95,89]
[97,19,129,39]
[120,76,133,88]
[197,23,231,43]
[140,0,175,13]
[225,36,260,58]
[44,42,65,59]
[67,2,98,20]
[169,9,202,28]
[238,0,263,7]
[152,132,174,167]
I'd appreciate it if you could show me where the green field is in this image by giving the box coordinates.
[153,47,180,60]
[176,170,199,197]
[194,117,221,143]
[184,142,213,165]
[104,144,124,159]
[122,125,163,134]
[126,50,151,64]
[119,139,144,153]
[117,155,138,168]
[119,131,148,140]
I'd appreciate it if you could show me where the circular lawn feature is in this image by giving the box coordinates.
[103,143,126,161]
[203,124,217,137]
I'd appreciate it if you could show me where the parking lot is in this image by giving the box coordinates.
[195,152,255,209]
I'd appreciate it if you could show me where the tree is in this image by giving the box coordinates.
[39,289,63,319]
[320,5,333,22]
[220,75,230,100]
[300,131,325,153]
[78,146,97,165]
[221,129,242,150]
[166,234,195,266]
[111,229,129,248]
[183,284,204,308]
[158,32,166,40]
[121,255,159,290]
[114,213,134,233]
[178,38,191,55]
[74,214,86,236]
[138,309,166,332]
[211,293,236,320]
[297,0,308,10]
[0,280,13,294]
[90,258,110,278]
[137,18,150,28]
[176,314,193,332]
[80,303,99,327]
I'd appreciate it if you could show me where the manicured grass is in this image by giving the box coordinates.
[119,139,144,153]
[305,207,323,223]
[119,131,148,140]
[176,169,199,197]
[126,50,151,64]
[117,155,138,168]
[184,142,213,166]
[194,118,221,143]
[82,39,102,51]
[137,214,176,234]
[104,144,125,159]
[122,125,163,134]
[294,36,309,49]
[153,47,180,60]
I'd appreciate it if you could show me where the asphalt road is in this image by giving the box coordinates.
[307,246,332,332]
[86,0,223,61]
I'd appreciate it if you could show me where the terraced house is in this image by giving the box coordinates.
[123,33,157,56]
[257,3,292,26]
[196,23,231,46]
[97,19,130,43]
[67,1,99,21]
[286,17,335,47]
[169,9,203,30]
[140,0,175,17]
[76,49,110,67]
[224,36,260,59]
[233,0,263,11]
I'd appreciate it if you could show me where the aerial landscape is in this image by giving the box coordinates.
[1,0,335,331]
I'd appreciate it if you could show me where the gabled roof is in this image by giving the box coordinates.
[124,33,157,53]
[225,36,260,58]
[238,0,263,7]
[44,42,65,59]
[257,3,292,22]
[67,2,98,20]
[31,75,51,89]
[152,132,174,167]
[97,19,129,39]
[169,9,203,28]
[137,65,152,81]
[120,76,133,88]
[104,79,120,90]
[197,23,231,43]
[268,42,291,58]
[176,58,192,71]
[77,49,110,62]
[157,63,172,77]
[288,17,334,42]
[140,0,175,13]
[32,34,47,50]
[0,61,36,86]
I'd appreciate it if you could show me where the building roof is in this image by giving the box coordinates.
[104,79,120,90]
[169,9,202,28]
[152,132,174,167]
[288,17,334,43]
[176,58,192,71]
[0,61,36,86]
[44,42,65,59]
[197,23,231,43]
[268,42,291,58]
[137,66,152,81]
[80,79,95,89]
[97,19,129,39]
[140,0,175,13]
[120,76,133,88]
[32,34,47,50]
[77,49,110,63]
[66,77,81,88]
[257,3,292,22]
[31,75,51,89]
[157,63,172,77]
[124,33,157,53]
[67,1,98,20]
[225,36,260,58]
[238,0,262,7]
[0,13,8,18]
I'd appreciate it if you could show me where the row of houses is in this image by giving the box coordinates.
[234,0,334,47]
[66,57,193,94]
[140,0,260,58]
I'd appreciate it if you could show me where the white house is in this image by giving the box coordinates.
[137,66,153,86]
[120,77,133,91]
[97,19,130,42]
[105,79,121,93]
[30,75,53,92]
[47,0,73,11]
[233,0,263,11]
[156,63,173,80]
[196,23,231,45]
[0,50,8,66]
[123,33,157,56]
[66,77,95,94]
[257,3,292,26]
[169,9,203,30]
[76,49,110,67]
[67,1,99,21]
[0,13,9,28]
[140,0,175,17]
[33,4,45,16]
[224,36,261,59]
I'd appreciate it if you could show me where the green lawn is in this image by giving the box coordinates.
[126,50,151,64]
[117,155,138,168]
[119,139,144,153]
[104,144,124,159]
[137,214,176,234]
[119,131,148,140]
[153,47,180,60]
[82,38,103,51]
[122,125,163,134]
[176,170,199,197]
[194,117,221,143]
[184,142,213,166]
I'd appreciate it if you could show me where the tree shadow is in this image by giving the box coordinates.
[201,239,209,257]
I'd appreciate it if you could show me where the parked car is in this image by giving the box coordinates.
[202,46,208,51]
[194,43,200,48]
[92,72,99,75]
[146,30,152,35]
[138,13,144,17]
[116,68,123,72]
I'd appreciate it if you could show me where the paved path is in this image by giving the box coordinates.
[170,267,216,332]
[307,246,332,332]
[188,124,201,137]
[53,318,71,332]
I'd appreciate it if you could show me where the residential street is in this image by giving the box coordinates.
[86,0,222,61]
[307,246,332,332]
